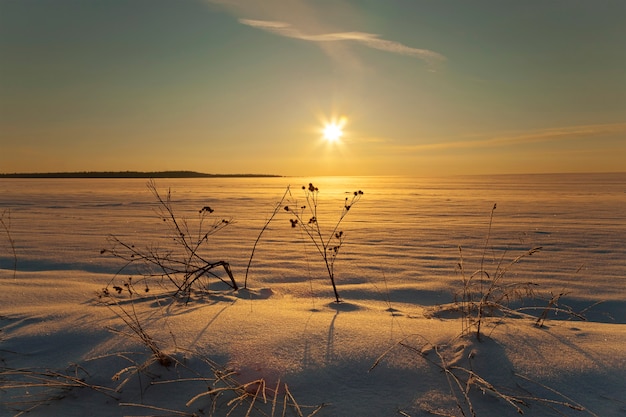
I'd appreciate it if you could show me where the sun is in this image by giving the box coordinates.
[323,123,343,142]
[321,117,347,143]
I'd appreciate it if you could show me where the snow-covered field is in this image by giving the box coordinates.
[1,174,625,416]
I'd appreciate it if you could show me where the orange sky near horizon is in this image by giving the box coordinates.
[1,1,625,176]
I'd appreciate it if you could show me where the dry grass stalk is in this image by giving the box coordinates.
[0,366,119,416]
[244,187,290,289]
[455,205,592,339]
[183,373,326,417]
[514,373,599,417]
[0,209,17,279]
[371,334,598,417]
[0,368,117,397]
[456,203,560,339]
[102,292,174,369]
[118,401,198,416]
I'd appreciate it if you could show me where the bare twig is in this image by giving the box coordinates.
[0,209,17,279]
[244,186,290,289]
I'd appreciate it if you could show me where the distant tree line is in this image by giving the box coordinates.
[0,171,282,178]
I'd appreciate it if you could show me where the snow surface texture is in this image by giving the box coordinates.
[1,174,625,416]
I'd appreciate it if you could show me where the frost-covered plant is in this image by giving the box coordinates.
[371,335,595,417]
[449,204,590,340]
[101,180,238,299]
[456,204,544,340]
[284,183,363,303]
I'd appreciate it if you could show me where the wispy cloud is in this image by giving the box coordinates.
[239,19,446,68]
[400,123,626,152]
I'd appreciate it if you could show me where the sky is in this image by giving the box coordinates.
[1,0,625,176]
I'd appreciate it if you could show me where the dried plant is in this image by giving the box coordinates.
[101,180,238,300]
[455,204,545,340]
[244,186,290,289]
[95,282,325,416]
[284,183,363,303]
[0,209,17,279]
[371,335,598,417]
[185,375,327,417]
[0,365,118,415]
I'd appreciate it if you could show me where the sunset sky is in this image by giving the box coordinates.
[1,0,625,176]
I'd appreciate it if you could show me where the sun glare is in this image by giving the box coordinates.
[321,117,347,143]
[323,123,343,142]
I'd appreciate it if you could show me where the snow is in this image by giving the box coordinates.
[1,174,625,416]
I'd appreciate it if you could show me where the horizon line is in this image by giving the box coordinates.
[1,171,624,179]
[0,170,283,179]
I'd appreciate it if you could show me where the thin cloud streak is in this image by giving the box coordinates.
[399,123,626,152]
[239,19,446,67]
